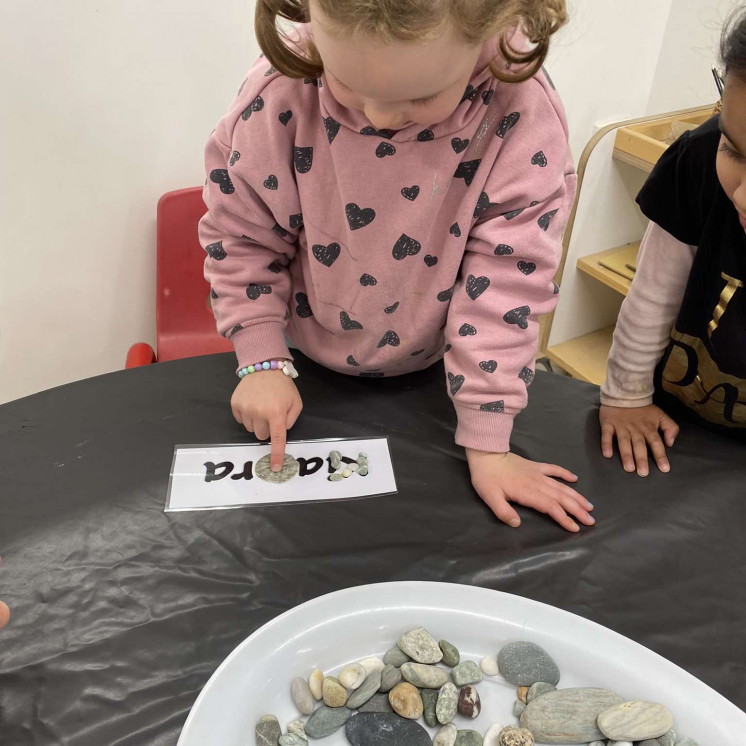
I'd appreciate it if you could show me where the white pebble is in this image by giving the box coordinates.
[342,468,353,478]
[359,656,385,675]
[588,742,606,746]
[308,669,323,700]
[483,723,504,746]
[608,742,633,746]
[349,462,359,471]
[286,720,306,739]
[339,663,366,689]
[433,723,457,746]
[480,654,500,676]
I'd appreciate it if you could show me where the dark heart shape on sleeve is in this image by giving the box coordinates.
[454,159,481,187]
[209,169,234,195]
[210,288,218,299]
[241,95,264,120]
[345,203,376,230]
[340,311,363,330]
[392,234,421,260]
[424,255,438,267]
[384,301,399,314]
[417,129,434,141]
[466,274,490,300]
[444,344,452,352]
[360,126,394,139]
[531,151,548,167]
[538,209,559,231]
[272,222,288,237]
[360,273,377,286]
[263,175,278,190]
[553,280,560,294]
[482,90,494,105]
[246,283,272,300]
[312,243,340,267]
[519,366,535,386]
[230,323,243,336]
[295,293,313,318]
[401,185,420,201]
[480,400,505,412]
[324,116,340,144]
[479,360,498,373]
[503,305,530,329]
[459,323,477,336]
[377,330,400,347]
[448,372,465,395]
[289,213,304,230]
[303,77,321,87]
[229,151,240,166]
[474,191,497,218]
[451,137,470,153]
[376,142,396,158]
[294,147,314,174]
[496,111,520,138]
[267,259,285,273]
[279,110,293,126]
[461,85,477,103]
[502,208,525,220]
[205,240,226,260]
[437,287,454,302]
[518,261,536,275]
[346,355,359,367]
[494,244,514,255]
[449,222,462,237]
[264,66,277,76]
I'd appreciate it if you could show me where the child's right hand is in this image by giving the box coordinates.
[0,600,9,629]
[231,369,303,471]
[599,404,679,476]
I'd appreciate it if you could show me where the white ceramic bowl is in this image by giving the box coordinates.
[178,581,745,745]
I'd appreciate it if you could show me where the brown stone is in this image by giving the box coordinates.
[388,682,424,720]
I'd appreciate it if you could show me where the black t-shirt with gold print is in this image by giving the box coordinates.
[636,115,746,431]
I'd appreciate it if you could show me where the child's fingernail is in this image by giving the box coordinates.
[271,464,281,472]
[587,501,594,509]
[510,518,520,527]
[661,463,670,473]
[587,516,595,524]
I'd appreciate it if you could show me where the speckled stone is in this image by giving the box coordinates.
[384,645,411,667]
[286,720,306,739]
[498,725,534,746]
[290,677,315,715]
[388,682,423,719]
[434,723,458,746]
[339,663,367,690]
[520,688,624,744]
[527,682,556,703]
[480,655,500,676]
[358,692,394,713]
[421,688,439,727]
[659,730,677,746]
[452,660,483,686]
[304,705,352,739]
[497,641,560,686]
[255,453,299,483]
[398,627,443,664]
[347,669,382,709]
[308,669,323,700]
[436,682,459,725]
[379,664,402,693]
[439,639,461,667]
[513,700,526,718]
[345,713,431,746]
[454,729,483,746]
[598,701,674,741]
[279,735,305,746]
[400,661,449,688]
[322,676,348,707]
[255,715,282,746]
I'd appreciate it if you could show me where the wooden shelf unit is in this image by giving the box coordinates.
[546,326,615,386]
[576,242,640,296]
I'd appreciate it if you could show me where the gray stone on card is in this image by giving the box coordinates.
[436,682,459,724]
[454,729,483,746]
[304,704,352,739]
[421,687,439,727]
[279,735,305,746]
[452,660,483,686]
[520,687,623,743]
[384,644,411,667]
[527,682,556,703]
[597,701,674,741]
[400,661,449,688]
[513,699,526,718]
[379,664,402,693]
[398,626,443,664]
[345,712,432,746]
[497,641,560,686]
[347,670,382,709]
[256,715,282,746]
[439,639,461,667]
[359,692,394,713]
[255,454,299,484]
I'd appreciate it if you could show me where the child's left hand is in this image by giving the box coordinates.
[465,449,595,532]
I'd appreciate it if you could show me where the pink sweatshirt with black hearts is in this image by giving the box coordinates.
[200,27,576,453]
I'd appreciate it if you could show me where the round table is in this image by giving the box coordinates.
[1,352,744,744]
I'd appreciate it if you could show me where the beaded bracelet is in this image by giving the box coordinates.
[237,360,299,379]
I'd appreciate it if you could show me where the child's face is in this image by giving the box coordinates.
[310,1,483,131]
[716,73,746,232]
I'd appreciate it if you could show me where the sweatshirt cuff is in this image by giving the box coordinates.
[599,391,654,408]
[453,403,515,453]
[230,321,293,371]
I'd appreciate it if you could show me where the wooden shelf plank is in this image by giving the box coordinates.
[576,242,640,296]
[546,326,615,385]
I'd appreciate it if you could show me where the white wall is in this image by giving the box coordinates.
[0,0,737,403]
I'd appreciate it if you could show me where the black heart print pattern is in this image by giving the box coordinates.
[377,330,400,347]
[519,366,535,386]
[454,159,481,187]
[347,355,359,367]
[503,208,525,220]
[538,209,559,231]
[553,280,560,294]
[324,116,340,144]
[482,90,494,105]
[360,273,377,286]
[503,305,530,329]
[263,175,278,190]
[480,401,505,412]
[392,234,421,260]
[518,261,536,275]
[303,77,321,87]
[531,151,548,167]
[417,129,434,141]
[360,126,394,139]
[474,192,497,218]
[384,302,399,314]
[424,255,438,267]
[461,85,477,103]
[294,147,313,174]
[241,96,264,121]
[450,222,462,237]
[444,344,452,353]
[437,287,454,302]
[496,111,520,138]
[459,323,477,336]
[279,111,293,126]
[340,311,363,330]
[272,222,288,237]
[230,323,243,336]
[542,66,556,90]
[346,203,376,230]
[267,259,284,273]
[312,243,340,267]
[401,185,420,201]
[289,213,304,230]
[295,293,313,318]
[480,360,498,373]
[451,137,470,154]
[264,66,277,76]
[246,283,272,300]
[448,372,465,395]
[376,143,396,158]
[210,288,218,299]
[205,240,227,260]
[466,275,490,300]
[210,169,234,195]
[229,151,240,166]
[494,244,514,256]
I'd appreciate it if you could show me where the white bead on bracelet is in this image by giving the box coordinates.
[237,360,299,379]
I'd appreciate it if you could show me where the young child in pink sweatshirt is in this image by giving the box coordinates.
[200,0,595,532]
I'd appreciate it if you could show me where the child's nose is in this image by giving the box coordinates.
[364,104,406,132]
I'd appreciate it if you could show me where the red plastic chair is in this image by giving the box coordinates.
[126,187,233,367]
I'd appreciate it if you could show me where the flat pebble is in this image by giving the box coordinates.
[255,454,299,483]
[308,669,323,700]
[291,677,315,715]
[483,723,504,746]
[439,639,461,667]
[358,692,394,713]
[598,701,674,741]
[383,645,410,667]
[421,688,439,727]
[480,655,500,676]
[497,641,560,686]
[304,705,352,739]
[659,730,677,746]
[322,676,348,707]
[458,685,481,718]
[279,735,305,746]
[520,687,623,743]
[513,700,526,718]
[454,729,483,746]
[359,656,385,675]
[452,660,483,686]
[349,462,359,471]
[286,720,306,739]
[358,465,369,476]
[436,681,459,724]
[256,715,282,746]
[400,661,449,688]
[329,473,344,482]
[498,726,534,746]
[330,450,341,469]
[347,670,382,709]
[379,664,402,693]
[434,723,458,746]
[398,627,443,664]
[345,712,431,746]
[527,682,556,703]
[339,663,367,690]
[342,468,353,477]
[388,682,423,719]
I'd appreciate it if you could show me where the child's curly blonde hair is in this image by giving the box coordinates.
[256,0,567,84]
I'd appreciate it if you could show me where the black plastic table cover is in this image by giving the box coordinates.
[1,352,744,745]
